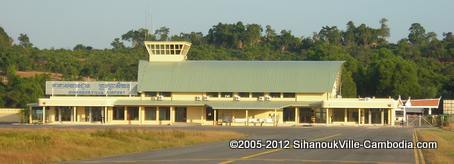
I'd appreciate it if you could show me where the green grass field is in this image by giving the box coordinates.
[417,128,454,163]
[0,128,243,164]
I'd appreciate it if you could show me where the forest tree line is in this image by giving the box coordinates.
[0,18,453,107]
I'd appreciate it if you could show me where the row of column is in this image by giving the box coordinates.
[31,106,180,125]
[117,106,176,124]
[30,106,109,124]
[324,108,394,125]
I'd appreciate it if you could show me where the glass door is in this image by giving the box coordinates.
[175,107,187,122]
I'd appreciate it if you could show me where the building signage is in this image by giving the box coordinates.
[45,81,138,96]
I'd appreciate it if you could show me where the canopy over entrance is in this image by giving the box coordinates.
[205,101,320,110]
[113,100,204,106]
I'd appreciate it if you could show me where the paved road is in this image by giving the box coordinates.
[64,126,418,164]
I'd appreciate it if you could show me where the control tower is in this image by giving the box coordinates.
[144,41,192,62]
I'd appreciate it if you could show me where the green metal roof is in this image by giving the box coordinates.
[138,60,343,93]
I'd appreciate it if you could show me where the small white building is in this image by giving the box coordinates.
[396,97,441,122]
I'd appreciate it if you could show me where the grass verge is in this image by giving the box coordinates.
[417,128,454,163]
[0,128,243,163]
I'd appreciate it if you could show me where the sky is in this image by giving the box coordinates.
[1,0,453,49]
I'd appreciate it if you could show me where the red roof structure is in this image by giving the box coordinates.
[400,98,441,108]
[409,99,440,107]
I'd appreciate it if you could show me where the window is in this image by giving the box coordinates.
[145,92,157,97]
[55,106,72,121]
[283,93,296,98]
[220,92,233,98]
[113,106,125,120]
[84,106,102,122]
[269,92,281,98]
[314,108,326,123]
[159,107,170,120]
[127,107,139,120]
[206,107,214,120]
[175,107,187,122]
[160,92,171,97]
[251,92,264,98]
[145,107,157,120]
[206,92,219,98]
[238,92,250,98]
[283,108,295,121]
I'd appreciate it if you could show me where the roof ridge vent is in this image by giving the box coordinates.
[144,41,192,62]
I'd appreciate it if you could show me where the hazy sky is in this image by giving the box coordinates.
[1,0,453,49]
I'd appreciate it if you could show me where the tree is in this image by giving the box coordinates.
[111,38,125,49]
[73,44,92,51]
[276,30,300,52]
[369,49,421,97]
[0,27,13,48]
[356,24,376,46]
[264,25,276,42]
[378,18,390,44]
[243,24,262,47]
[343,21,356,46]
[341,70,357,98]
[207,22,247,49]
[121,28,155,48]
[155,26,170,41]
[318,26,342,45]
[171,32,206,45]
[18,33,33,48]
[408,23,427,45]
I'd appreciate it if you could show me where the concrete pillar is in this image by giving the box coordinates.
[42,106,46,124]
[29,106,32,124]
[390,109,395,126]
[201,107,205,125]
[381,109,384,125]
[156,107,160,125]
[58,107,62,123]
[344,108,347,123]
[104,106,108,124]
[403,107,407,122]
[73,106,76,122]
[325,108,329,125]
[295,107,299,125]
[387,109,391,125]
[89,107,93,122]
[107,107,111,123]
[170,106,175,124]
[245,110,249,126]
[428,108,432,115]
[368,109,372,124]
[418,115,422,127]
[139,106,143,124]
[213,109,217,126]
[361,109,365,125]
[358,108,361,125]
[124,106,128,121]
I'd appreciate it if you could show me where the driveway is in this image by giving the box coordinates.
[70,126,417,164]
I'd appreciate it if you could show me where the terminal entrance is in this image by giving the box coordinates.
[175,107,187,122]
[299,108,314,123]
[371,109,381,124]
[55,107,72,122]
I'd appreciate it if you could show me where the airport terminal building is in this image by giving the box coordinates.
[29,41,398,126]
